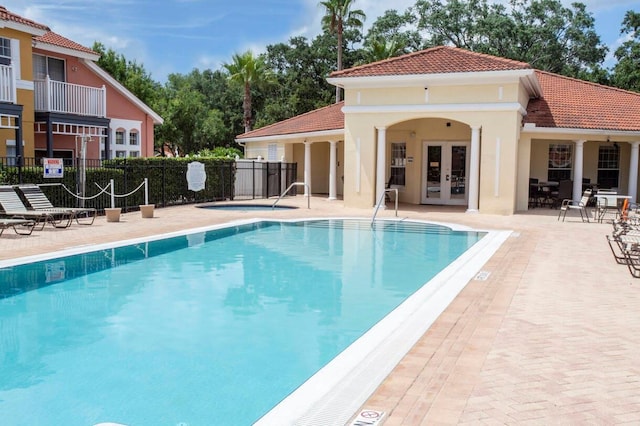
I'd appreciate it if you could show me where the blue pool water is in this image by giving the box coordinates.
[0,219,485,425]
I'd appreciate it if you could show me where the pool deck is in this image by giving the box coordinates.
[2,198,639,424]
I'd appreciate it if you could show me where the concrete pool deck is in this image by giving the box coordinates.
[2,197,639,424]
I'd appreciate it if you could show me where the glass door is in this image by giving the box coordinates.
[421,142,470,205]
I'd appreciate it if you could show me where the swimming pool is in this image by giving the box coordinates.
[0,218,509,425]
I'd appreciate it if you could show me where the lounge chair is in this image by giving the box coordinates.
[557,188,592,222]
[0,217,36,236]
[0,186,72,229]
[16,184,96,225]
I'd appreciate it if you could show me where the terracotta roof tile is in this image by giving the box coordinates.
[35,31,97,56]
[330,46,531,78]
[0,6,49,32]
[525,70,640,132]
[237,102,344,139]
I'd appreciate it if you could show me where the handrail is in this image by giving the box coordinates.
[371,188,398,227]
[272,182,310,209]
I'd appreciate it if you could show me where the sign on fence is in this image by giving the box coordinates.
[43,158,64,178]
[186,161,206,191]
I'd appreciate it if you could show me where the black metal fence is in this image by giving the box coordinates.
[0,157,298,212]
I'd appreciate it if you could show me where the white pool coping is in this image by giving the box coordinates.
[0,217,510,426]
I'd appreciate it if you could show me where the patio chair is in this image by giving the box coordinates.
[16,184,96,225]
[0,217,36,236]
[0,186,72,229]
[557,188,592,222]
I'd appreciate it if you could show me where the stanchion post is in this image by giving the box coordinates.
[110,179,115,208]
[144,178,149,205]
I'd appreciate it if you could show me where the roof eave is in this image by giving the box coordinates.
[33,41,100,61]
[522,124,640,137]
[236,128,344,143]
[327,69,536,89]
[0,21,47,37]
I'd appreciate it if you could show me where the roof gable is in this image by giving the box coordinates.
[237,102,344,140]
[330,46,531,78]
[525,71,640,132]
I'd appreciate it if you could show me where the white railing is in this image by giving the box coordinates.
[0,64,15,103]
[34,77,106,117]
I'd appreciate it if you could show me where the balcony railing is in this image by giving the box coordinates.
[35,76,106,117]
[0,64,16,103]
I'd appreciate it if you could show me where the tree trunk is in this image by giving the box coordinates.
[336,22,343,103]
[244,82,252,133]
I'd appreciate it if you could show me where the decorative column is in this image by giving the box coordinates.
[328,140,337,200]
[376,127,387,208]
[629,142,640,203]
[572,140,585,202]
[304,141,312,197]
[466,125,481,213]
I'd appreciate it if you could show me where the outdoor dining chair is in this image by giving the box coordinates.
[558,188,592,222]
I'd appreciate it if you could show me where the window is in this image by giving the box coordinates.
[32,54,65,81]
[597,145,620,189]
[0,37,11,65]
[129,132,139,146]
[547,144,572,182]
[115,130,125,145]
[5,140,16,166]
[390,142,406,186]
[267,144,277,161]
[115,150,127,158]
[129,151,140,158]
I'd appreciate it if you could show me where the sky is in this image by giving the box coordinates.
[5,0,639,83]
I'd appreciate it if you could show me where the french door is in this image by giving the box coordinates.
[421,142,470,205]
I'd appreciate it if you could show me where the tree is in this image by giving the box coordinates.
[92,42,160,106]
[611,11,640,92]
[320,0,366,102]
[414,0,608,79]
[363,9,422,53]
[360,38,406,64]
[223,51,274,133]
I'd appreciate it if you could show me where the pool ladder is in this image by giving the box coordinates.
[272,182,310,209]
[371,188,398,227]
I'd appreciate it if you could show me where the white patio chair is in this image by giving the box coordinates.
[558,188,592,222]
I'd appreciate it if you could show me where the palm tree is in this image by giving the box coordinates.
[361,38,405,64]
[320,0,366,102]
[223,51,273,133]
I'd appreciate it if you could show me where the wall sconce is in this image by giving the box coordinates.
[409,131,416,138]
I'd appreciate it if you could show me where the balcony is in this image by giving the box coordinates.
[0,64,16,104]
[34,77,106,117]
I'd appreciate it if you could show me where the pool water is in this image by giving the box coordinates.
[0,219,486,425]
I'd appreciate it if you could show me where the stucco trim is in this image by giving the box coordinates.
[16,80,33,91]
[328,69,539,92]
[236,129,344,143]
[341,102,527,116]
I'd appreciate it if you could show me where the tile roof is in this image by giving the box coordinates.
[237,102,344,139]
[237,47,640,139]
[330,46,531,78]
[0,6,49,32]
[525,70,640,132]
[35,31,97,56]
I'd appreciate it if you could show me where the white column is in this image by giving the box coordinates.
[466,125,481,213]
[304,141,312,197]
[328,140,337,200]
[629,142,640,203]
[376,127,387,208]
[573,140,585,202]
